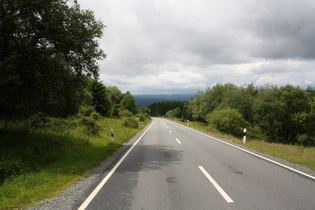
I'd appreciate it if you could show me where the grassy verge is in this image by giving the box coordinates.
[173,119,315,172]
[0,116,150,209]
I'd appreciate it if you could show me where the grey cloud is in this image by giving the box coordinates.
[253,61,297,74]
[245,0,315,59]
[80,0,315,93]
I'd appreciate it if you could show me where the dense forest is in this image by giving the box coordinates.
[150,83,315,145]
[149,101,190,118]
[134,94,195,107]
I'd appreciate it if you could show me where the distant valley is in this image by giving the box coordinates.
[134,94,196,107]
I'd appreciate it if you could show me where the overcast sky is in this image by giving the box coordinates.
[79,0,315,94]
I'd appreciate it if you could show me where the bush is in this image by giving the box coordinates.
[138,114,145,123]
[165,107,181,118]
[91,112,102,120]
[206,108,249,137]
[110,104,120,117]
[119,109,133,117]
[0,156,25,182]
[27,113,50,128]
[247,125,266,140]
[79,116,100,135]
[297,134,315,146]
[144,113,151,120]
[122,117,139,129]
[79,105,96,116]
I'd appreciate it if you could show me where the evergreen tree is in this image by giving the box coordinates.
[91,80,112,117]
[120,91,138,114]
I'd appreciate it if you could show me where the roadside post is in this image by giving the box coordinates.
[187,120,190,126]
[111,129,115,142]
[243,128,247,144]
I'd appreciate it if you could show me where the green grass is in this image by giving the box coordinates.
[173,119,315,172]
[0,116,150,209]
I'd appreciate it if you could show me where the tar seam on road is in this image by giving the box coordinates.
[199,166,234,203]
[77,121,155,210]
[175,121,315,181]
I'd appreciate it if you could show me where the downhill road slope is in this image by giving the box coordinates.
[75,118,315,210]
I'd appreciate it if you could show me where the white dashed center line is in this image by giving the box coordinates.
[199,166,234,203]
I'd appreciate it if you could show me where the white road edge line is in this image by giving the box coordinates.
[175,121,315,180]
[176,138,182,144]
[77,122,154,210]
[199,166,234,203]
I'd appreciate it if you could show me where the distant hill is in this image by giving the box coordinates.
[134,94,196,107]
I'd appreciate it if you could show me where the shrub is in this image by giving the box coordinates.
[27,113,50,128]
[165,107,181,118]
[206,108,249,137]
[48,118,74,132]
[247,125,267,140]
[145,113,151,119]
[0,157,25,182]
[79,116,100,135]
[110,104,120,117]
[79,105,96,116]
[122,117,139,129]
[119,109,133,117]
[138,114,145,122]
[91,112,102,120]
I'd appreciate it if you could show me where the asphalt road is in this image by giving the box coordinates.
[76,118,315,210]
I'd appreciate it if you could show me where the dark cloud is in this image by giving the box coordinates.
[245,0,315,59]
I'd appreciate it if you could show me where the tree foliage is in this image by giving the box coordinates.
[120,91,138,114]
[122,117,138,129]
[90,80,112,117]
[107,86,123,105]
[149,83,315,145]
[206,108,249,137]
[165,107,181,118]
[0,0,105,118]
[190,83,315,145]
[149,101,189,118]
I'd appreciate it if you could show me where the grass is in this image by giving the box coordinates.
[0,116,150,209]
[173,119,315,172]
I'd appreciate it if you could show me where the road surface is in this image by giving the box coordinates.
[75,118,315,210]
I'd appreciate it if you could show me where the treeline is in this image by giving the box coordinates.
[152,83,315,145]
[78,79,148,119]
[149,101,190,119]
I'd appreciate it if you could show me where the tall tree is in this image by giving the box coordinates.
[107,86,123,105]
[120,91,138,114]
[0,0,105,118]
[90,80,112,117]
